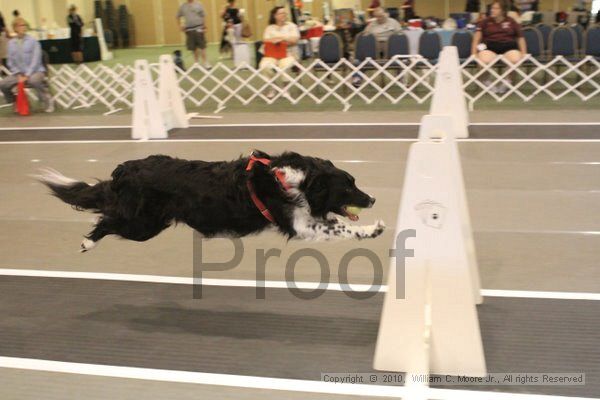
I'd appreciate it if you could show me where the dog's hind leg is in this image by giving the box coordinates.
[81,217,117,252]
[81,217,171,252]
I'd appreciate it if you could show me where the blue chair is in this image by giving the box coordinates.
[523,27,544,60]
[418,31,442,63]
[571,24,584,54]
[549,26,578,60]
[536,23,552,54]
[522,27,545,81]
[450,30,473,61]
[384,32,410,71]
[387,32,410,58]
[315,32,345,90]
[584,25,600,60]
[351,33,378,86]
[318,32,343,66]
[354,32,377,62]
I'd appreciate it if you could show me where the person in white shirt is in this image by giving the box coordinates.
[260,6,300,98]
[365,8,402,57]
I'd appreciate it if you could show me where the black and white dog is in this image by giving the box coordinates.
[38,150,385,252]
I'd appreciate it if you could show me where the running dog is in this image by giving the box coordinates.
[37,150,385,252]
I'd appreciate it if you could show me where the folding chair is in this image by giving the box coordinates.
[570,24,584,56]
[521,27,546,84]
[317,32,343,66]
[450,30,473,62]
[418,31,442,64]
[523,27,544,61]
[536,23,552,57]
[387,32,410,58]
[315,32,345,92]
[548,26,580,86]
[549,26,579,61]
[351,32,378,86]
[584,24,600,60]
[583,24,600,77]
[353,32,377,65]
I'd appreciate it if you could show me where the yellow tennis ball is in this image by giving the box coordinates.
[345,206,363,215]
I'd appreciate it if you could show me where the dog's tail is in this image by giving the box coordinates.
[34,168,107,212]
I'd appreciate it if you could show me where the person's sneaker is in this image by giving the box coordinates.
[351,75,362,87]
[266,89,276,99]
[496,83,509,94]
[44,99,55,113]
[203,62,212,69]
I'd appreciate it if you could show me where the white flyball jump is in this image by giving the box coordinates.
[430,46,470,139]
[373,47,486,378]
[132,56,191,140]
[95,18,113,62]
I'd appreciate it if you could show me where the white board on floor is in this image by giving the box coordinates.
[95,18,113,61]
[132,60,167,140]
[159,55,190,131]
[373,114,486,377]
[430,46,469,138]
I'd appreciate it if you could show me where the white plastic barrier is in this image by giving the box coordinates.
[131,59,167,140]
[373,114,486,377]
[159,55,190,131]
[373,46,485,378]
[95,18,113,61]
[132,56,193,139]
[430,47,470,138]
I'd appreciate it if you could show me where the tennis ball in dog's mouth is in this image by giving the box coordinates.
[345,206,363,216]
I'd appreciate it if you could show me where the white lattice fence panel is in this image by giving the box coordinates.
[461,54,600,109]
[0,54,598,113]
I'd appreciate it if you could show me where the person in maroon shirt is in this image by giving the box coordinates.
[367,0,381,17]
[401,0,415,21]
[471,0,526,65]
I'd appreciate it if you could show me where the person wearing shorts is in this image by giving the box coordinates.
[471,0,526,93]
[176,0,210,68]
[472,0,526,64]
[259,7,300,99]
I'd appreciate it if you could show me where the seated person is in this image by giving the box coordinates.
[364,7,402,58]
[0,18,53,112]
[471,1,526,93]
[259,6,300,99]
[472,1,525,65]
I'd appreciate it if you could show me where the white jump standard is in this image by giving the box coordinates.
[374,47,486,378]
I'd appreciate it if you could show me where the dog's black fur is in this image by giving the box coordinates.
[39,150,384,251]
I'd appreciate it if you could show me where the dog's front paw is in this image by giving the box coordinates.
[371,220,386,237]
[325,213,341,224]
[80,238,96,253]
[358,220,386,239]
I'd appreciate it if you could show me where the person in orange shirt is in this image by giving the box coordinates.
[259,7,300,98]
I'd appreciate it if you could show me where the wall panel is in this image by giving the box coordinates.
[163,0,184,45]
[128,0,157,45]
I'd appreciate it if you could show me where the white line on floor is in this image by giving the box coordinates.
[1,269,599,301]
[0,122,599,130]
[2,138,600,145]
[0,357,593,400]
[0,139,418,144]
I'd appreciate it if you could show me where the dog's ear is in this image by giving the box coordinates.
[303,171,330,216]
[251,149,271,159]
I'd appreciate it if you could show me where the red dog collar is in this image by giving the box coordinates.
[246,153,290,223]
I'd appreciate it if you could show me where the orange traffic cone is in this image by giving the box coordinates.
[16,81,30,116]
